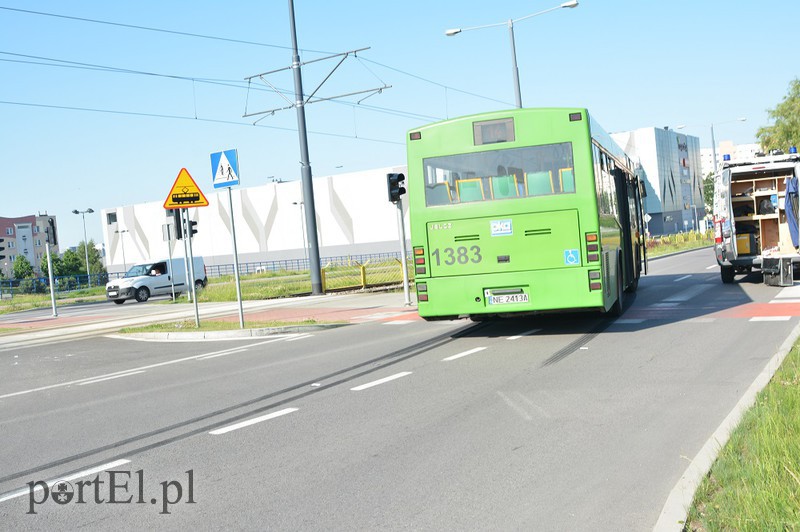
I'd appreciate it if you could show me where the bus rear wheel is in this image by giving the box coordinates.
[609,264,624,317]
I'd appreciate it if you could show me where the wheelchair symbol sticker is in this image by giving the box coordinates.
[564,249,580,265]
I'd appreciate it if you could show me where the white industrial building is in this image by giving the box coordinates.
[101,166,408,275]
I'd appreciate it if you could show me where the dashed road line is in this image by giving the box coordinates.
[507,329,541,340]
[209,408,298,435]
[350,372,413,391]
[78,371,146,386]
[442,347,487,361]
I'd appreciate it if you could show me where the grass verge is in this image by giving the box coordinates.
[686,342,800,530]
[119,318,339,334]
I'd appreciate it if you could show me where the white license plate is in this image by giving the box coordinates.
[487,293,528,305]
[108,291,118,297]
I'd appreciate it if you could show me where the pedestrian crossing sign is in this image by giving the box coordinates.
[211,149,240,189]
[164,168,209,209]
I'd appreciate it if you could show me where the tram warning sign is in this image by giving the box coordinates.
[164,168,209,209]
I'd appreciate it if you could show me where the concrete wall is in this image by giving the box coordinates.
[101,166,408,273]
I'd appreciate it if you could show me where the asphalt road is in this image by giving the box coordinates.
[1,248,798,530]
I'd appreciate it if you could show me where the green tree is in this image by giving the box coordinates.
[703,172,714,212]
[756,78,800,150]
[12,255,34,279]
[59,249,84,276]
[40,255,63,278]
[79,240,106,276]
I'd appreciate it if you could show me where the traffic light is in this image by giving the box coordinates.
[46,218,57,245]
[387,173,406,203]
[189,220,198,238]
[171,209,183,240]
[0,238,4,260]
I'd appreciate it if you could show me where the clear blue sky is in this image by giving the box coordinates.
[1,1,793,248]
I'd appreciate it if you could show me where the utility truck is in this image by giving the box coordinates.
[713,148,800,285]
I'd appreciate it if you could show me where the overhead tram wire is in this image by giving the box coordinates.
[0,99,405,146]
[0,6,509,108]
[0,6,335,55]
[0,52,444,123]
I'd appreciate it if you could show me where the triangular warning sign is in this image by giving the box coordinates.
[164,168,209,209]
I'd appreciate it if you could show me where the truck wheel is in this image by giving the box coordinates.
[113,300,125,305]
[721,266,735,284]
[134,286,150,302]
[195,280,204,291]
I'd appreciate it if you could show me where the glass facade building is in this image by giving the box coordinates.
[611,127,703,236]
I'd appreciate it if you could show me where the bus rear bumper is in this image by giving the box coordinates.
[417,268,606,320]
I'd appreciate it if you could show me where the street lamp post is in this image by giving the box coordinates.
[72,208,94,287]
[677,118,746,173]
[114,229,129,274]
[445,0,578,108]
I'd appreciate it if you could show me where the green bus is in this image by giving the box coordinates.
[407,107,647,320]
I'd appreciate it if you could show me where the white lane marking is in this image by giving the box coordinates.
[664,284,714,302]
[78,371,146,386]
[613,319,645,324]
[705,264,718,270]
[0,459,131,504]
[285,334,313,342]
[442,347,487,361]
[750,316,791,322]
[197,348,249,360]
[769,298,800,304]
[209,408,298,435]
[0,336,293,400]
[650,303,681,308]
[674,275,692,282]
[383,320,416,325]
[774,285,800,299]
[507,328,541,340]
[350,372,413,391]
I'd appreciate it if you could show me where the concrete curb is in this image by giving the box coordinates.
[653,318,800,530]
[119,322,349,341]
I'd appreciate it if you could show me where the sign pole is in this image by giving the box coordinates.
[186,208,200,327]
[163,222,176,300]
[396,198,411,306]
[45,241,58,317]
[181,209,191,301]
[211,148,244,328]
[228,188,245,328]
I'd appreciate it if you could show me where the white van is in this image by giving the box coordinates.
[106,257,207,304]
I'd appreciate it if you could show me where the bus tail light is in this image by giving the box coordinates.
[414,247,427,275]
[586,233,599,262]
[589,270,601,291]
[417,282,428,302]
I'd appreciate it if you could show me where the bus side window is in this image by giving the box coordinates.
[560,168,575,193]
[525,171,554,196]
[456,178,485,202]
[426,182,453,206]
[490,175,519,199]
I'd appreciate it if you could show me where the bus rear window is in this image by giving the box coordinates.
[422,142,574,206]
